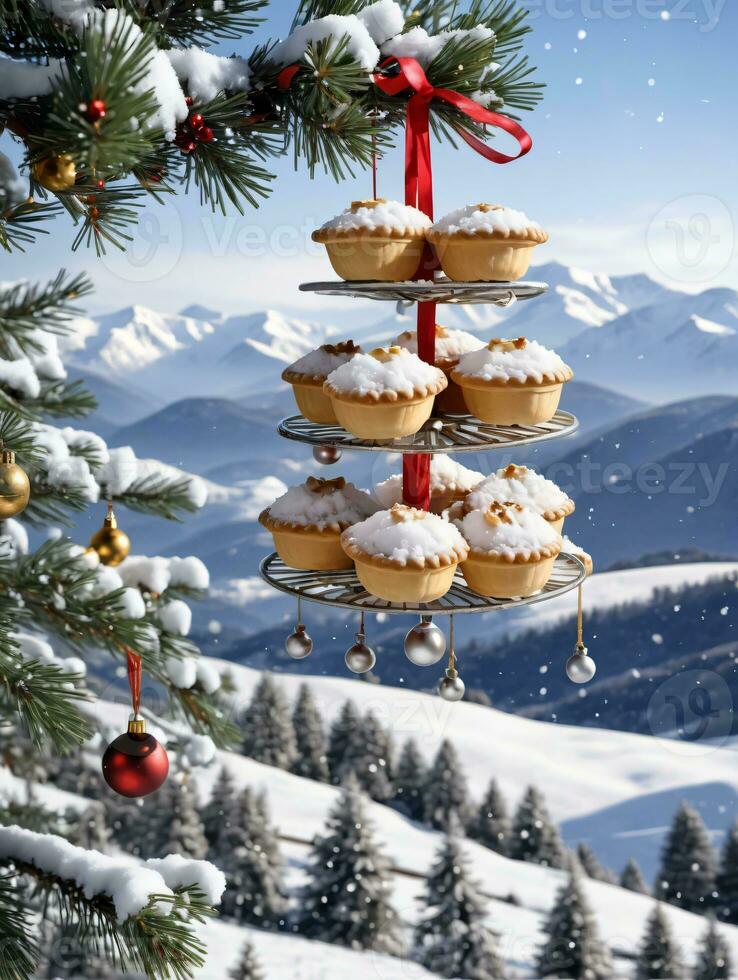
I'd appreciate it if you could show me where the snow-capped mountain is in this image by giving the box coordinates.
[560,286,738,400]
[70,306,337,403]
[66,262,738,409]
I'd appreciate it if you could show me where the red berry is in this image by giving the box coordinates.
[89,206,100,219]
[86,98,107,122]
[198,126,214,143]
[185,96,193,106]
[189,113,205,130]
[96,179,105,189]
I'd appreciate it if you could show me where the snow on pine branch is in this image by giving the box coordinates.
[14,631,86,679]
[0,825,225,920]
[381,25,496,68]
[167,48,251,105]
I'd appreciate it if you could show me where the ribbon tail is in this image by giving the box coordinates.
[126,647,142,716]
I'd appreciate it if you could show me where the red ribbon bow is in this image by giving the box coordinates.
[372,57,533,219]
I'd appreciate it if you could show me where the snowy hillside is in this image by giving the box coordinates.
[44,680,738,977]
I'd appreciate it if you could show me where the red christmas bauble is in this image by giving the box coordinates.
[102,729,169,798]
[86,98,107,122]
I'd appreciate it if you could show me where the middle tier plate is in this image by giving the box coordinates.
[278,410,578,454]
[260,552,586,615]
[299,278,548,306]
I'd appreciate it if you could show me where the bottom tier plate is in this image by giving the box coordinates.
[259,552,586,615]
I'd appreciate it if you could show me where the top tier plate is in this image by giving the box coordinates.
[299,278,547,306]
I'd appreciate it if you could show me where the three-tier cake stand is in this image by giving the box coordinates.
[259,276,589,697]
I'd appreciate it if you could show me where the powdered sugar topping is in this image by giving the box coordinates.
[374,456,484,508]
[325,347,446,400]
[392,325,485,363]
[464,464,572,518]
[457,501,561,560]
[284,341,361,381]
[343,505,467,566]
[431,203,544,238]
[266,477,379,530]
[316,199,432,237]
[454,337,571,384]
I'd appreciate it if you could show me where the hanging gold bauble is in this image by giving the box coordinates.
[32,154,77,192]
[89,503,130,567]
[0,447,30,519]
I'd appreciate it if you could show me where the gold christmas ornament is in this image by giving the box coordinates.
[89,502,130,567]
[32,154,77,192]
[0,446,30,519]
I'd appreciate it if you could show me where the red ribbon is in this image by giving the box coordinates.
[373,57,533,220]
[126,647,142,716]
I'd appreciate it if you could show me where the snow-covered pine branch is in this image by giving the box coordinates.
[0,825,225,978]
[1,0,541,250]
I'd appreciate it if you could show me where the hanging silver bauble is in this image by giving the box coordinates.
[566,645,596,684]
[313,444,342,466]
[285,625,313,660]
[438,668,465,702]
[345,636,376,674]
[404,616,446,667]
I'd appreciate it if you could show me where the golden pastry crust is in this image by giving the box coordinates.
[259,508,349,535]
[451,365,573,388]
[282,341,361,385]
[466,541,561,563]
[428,225,548,245]
[340,536,469,571]
[313,224,428,243]
[324,378,447,404]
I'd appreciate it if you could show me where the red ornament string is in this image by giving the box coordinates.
[277,58,533,510]
[126,647,142,716]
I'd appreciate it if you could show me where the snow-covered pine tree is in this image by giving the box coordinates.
[575,843,615,883]
[423,739,472,832]
[218,786,286,929]
[202,765,238,850]
[326,698,365,785]
[655,802,717,913]
[621,858,650,894]
[0,271,231,975]
[298,776,402,953]
[393,738,428,821]
[414,819,507,979]
[161,777,209,859]
[715,820,738,924]
[241,674,297,770]
[350,710,394,802]
[0,2,542,254]
[536,873,612,980]
[633,904,687,980]
[291,682,329,782]
[470,777,511,855]
[695,916,732,980]
[509,786,567,869]
[69,803,111,853]
[230,938,265,980]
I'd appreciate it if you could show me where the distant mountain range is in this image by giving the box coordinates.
[68,262,738,418]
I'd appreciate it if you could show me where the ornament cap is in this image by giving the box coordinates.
[104,501,118,529]
[127,713,146,735]
[0,448,15,464]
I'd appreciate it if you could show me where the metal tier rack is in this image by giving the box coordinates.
[260,552,586,615]
[299,278,547,306]
[278,409,578,455]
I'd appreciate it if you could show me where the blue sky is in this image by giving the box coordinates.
[3,0,736,314]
